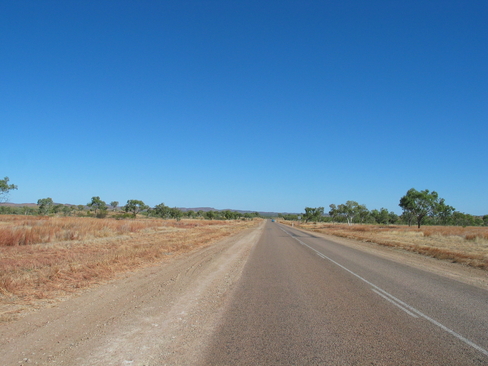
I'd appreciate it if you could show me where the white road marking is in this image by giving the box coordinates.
[278,225,488,358]
[371,289,418,318]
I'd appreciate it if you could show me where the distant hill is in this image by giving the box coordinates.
[0,202,75,208]
[0,202,39,208]
[175,207,295,217]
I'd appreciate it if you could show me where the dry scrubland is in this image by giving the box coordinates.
[0,215,260,322]
[282,221,488,270]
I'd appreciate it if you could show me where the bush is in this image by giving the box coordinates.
[114,213,133,220]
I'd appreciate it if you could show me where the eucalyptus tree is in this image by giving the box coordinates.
[399,188,453,228]
[388,211,399,224]
[434,198,456,225]
[371,208,389,225]
[302,207,324,223]
[154,203,171,219]
[169,207,183,221]
[204,210,215,220]
[37,197,54,215]
[124,200,148,218]
[329,201,366,225]
[110,201,119,211]
[87,196,108,217]
[0,177,17,203]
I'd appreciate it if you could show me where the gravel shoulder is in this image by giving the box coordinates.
[0,221,265,366]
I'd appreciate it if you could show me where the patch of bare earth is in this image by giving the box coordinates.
[0,220,265,365]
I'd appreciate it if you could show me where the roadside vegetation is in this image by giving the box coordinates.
[0,215,260,322]
[0,196,263,222]
[280,189,487,228]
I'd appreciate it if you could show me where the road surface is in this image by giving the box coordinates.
[1,220,487,365]
[201,221,488,365]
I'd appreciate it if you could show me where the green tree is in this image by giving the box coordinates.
[399,188,452,228]
[0,177,18,203]
[37,197,54,215]
[303,207,324,223]
[204,210,215,220]
[124,200,148,217]
[388,211,399,224]
[52,204,63,215]
[87,196,108,217]
[21,206,36,216]
[356,204,370,223]
[0,206,12,214]
[222,210,239,220]
[450,211,480,227]
[62,205,73,216]
[243,213,254,220]
[330,201,365,225]
[473,216,484,226]
[110,201,119,211]
[328,204,342,222]
[400,210,415,226]
[169,207,183,221]
[433,198,455,225]
[371,208,389,224]
[282,213,299,220]
[154,203,171,219]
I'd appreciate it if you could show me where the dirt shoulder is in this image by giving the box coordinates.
[0,221,265,366]
[0,218,257,323]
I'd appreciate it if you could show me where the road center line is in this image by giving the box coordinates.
[278,225,488,358]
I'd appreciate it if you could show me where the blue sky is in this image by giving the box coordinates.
[1,1,487,214]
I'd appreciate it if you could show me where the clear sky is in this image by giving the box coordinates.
[1,1,487,215]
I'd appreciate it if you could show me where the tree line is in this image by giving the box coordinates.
[0,177,262,220]
[2,197,261,221]
[1,178,486,226]
[280,188,488,228]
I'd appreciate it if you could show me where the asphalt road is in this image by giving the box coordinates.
[201,220,488,365]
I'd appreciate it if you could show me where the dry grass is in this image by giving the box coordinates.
[0,216,176,246]
[281,221,488,270]
[0,215,260,321]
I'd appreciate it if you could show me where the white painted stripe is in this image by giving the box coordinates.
[278,225,488,358]
[372,289,418,318]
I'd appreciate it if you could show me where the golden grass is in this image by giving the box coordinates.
[0,216,178,246]
[281,222,488,270]
[0,215,260,321]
